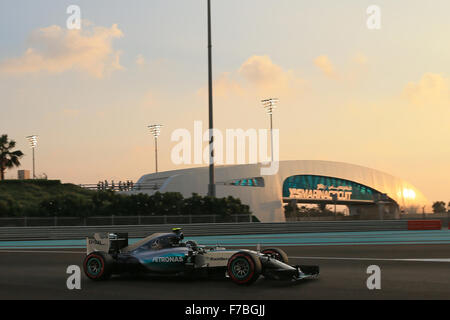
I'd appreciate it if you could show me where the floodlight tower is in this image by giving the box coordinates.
[261,98,279,162]
[26,135,38,179]
[148,125,163,173]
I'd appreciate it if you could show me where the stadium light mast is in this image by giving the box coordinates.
[148,125,163,173]
[261,98,279,162]
[26,135,38,179]
[207,0,216,197]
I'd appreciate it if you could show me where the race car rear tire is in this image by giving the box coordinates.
[227,251,262,286]
[261,248,289,264]
[83,251,114,281]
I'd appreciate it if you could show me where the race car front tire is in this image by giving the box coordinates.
[261,248,289,264]
[83,251,114,281]
[227,251,262,286]
[261,248,289,280]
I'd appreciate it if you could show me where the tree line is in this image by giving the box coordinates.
[284,202,343,218]
[0,190,252,219]
[432,201,450,214]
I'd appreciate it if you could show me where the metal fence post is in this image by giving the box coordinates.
[189,215,192,224]
[54,216,57,227]
[112,215,114,226]
[24,217,27,227]
[164,215,167,224]
[138,215,141,225]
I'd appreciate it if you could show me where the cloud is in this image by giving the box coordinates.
[197,72,244,98]
[314,55,337,79]
[62,108,80,117]
[403,73,450,106]
[0,23,124,78]
[352,53,368,66]
[198,55,304,99]
[238,55,293,90]
[136,54,146,66]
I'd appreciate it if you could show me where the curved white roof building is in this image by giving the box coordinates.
[133,160,429,222]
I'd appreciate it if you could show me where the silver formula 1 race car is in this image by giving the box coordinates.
[83,228,319,286]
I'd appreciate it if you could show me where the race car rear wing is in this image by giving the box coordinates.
[86,232,129,255]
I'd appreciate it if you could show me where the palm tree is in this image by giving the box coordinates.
[0,134,24,181]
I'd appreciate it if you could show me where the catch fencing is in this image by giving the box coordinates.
[0,220,409,241]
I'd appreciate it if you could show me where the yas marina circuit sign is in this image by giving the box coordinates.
[289,184,352,201]
[283,175,376,202]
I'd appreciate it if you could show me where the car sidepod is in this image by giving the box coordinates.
[133,247,190,274]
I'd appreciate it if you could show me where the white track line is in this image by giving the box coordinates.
[291,256,450,263]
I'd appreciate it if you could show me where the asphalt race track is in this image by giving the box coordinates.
[1,241,449,299]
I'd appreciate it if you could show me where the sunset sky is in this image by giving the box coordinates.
[0,0,449,203]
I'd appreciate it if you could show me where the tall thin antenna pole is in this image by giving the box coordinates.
[207,0,216,197]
